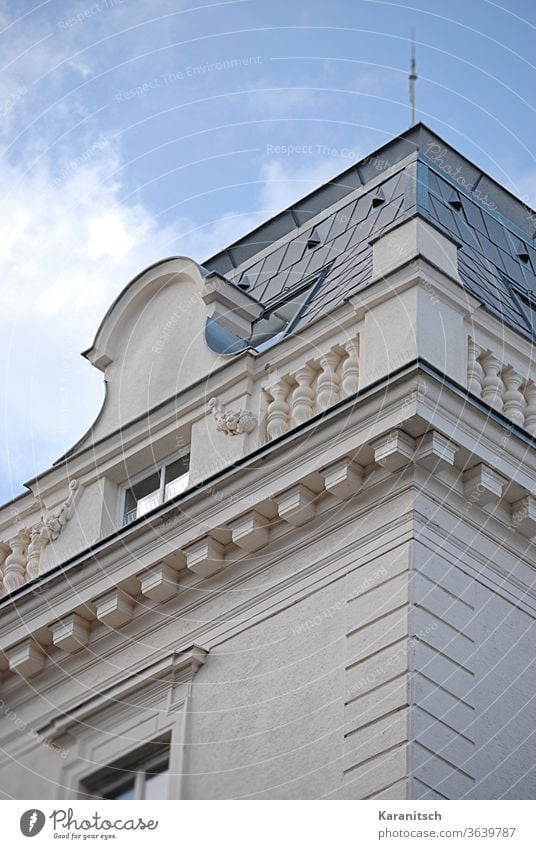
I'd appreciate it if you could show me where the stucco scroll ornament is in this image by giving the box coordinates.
[26,480,80,581]
[207,398,257,436]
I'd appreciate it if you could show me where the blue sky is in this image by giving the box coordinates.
[0,0,534,502]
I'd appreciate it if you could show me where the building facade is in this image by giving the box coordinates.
[0,123,535,800]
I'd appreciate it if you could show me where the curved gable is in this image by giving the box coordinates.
[79,257,222,446]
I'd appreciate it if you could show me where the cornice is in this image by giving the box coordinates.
[40,644,207,739]
[3,360,536,611]
[0,360,420,610]
[1,507,414,721]
[2,361,536,688]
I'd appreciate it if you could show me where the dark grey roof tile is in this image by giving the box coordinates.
[202,130,536,349]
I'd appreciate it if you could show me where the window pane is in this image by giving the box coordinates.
[123,488,137,516]
[123,471,161,522]
[84,740,170,800]
[135,490,161,518]
[164,456,190,501]
[164,456,190,484]
[105,781,135,800]
[130,471,161,500]
[144,767,169,800]
[164,476,189,501]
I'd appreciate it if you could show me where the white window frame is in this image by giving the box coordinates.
[83,739,171,800]
[55,648,207,800]
[119,448,190,527]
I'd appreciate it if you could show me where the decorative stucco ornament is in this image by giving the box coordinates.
[0,480,82,592]
[26,480,80,581]
[207,398,257,436]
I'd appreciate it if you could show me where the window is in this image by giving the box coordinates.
[250,261,334,351]
[122,453,190,525]
[83,740,170,801]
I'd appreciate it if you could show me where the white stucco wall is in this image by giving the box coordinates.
[1,213,535,802]
[0,463,534,800]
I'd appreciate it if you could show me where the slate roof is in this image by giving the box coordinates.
[202,123,536,350]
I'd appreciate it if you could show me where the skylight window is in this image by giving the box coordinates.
[250,262,333,350]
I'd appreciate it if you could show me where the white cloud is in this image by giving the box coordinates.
[87,211,138,260]
[0,143,179,499]
[0,89,354,501]
[0,143,270,500]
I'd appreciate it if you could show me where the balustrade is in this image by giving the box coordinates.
[467,338,535,435]
[264,337,360,441]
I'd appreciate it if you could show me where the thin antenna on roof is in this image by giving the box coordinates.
[409,28,417,125]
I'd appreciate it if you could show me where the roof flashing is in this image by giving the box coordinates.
[203,124,535,282]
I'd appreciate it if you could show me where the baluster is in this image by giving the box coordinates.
[290,365,315,426]
[0,544,8,596]
[480,352,504,412]
[341,338,360,397]
[26,527,47,581]
[265,380,290,440]
[467,338,484,397]
[316,351,341,411]
[524,381,536,436]
[502,367,525,426]
[3,530,29,594]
